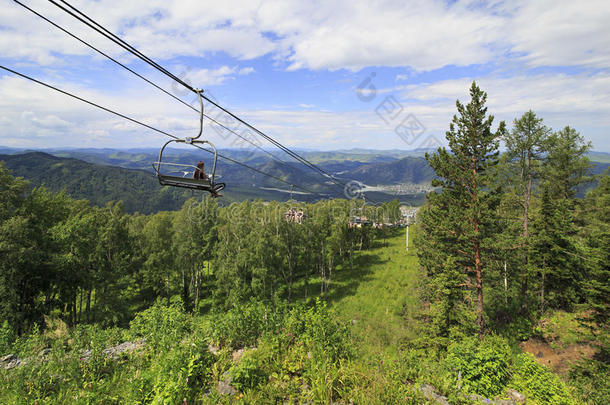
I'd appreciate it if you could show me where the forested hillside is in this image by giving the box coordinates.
[1,83,608,404]
[0,152,193,213]
[1,150,438,208]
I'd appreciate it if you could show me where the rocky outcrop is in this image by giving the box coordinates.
[1,354,23,370]
[418,383,450,405]
[507,388,527,404]
[218,373,237,396]
[2,339,147,369]
[418,383,525,405]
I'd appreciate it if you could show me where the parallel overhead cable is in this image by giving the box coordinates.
[12,0,291,169]
[0,65,317,194]
[49,0,372,200]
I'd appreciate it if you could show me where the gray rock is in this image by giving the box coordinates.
[218,373,236,395]
[1,354,16,363]
[507,389,526,404]
[1,354,23,370]
[4,340,148,370]
[4,359,21,370]
[102,339,145,359]
[419,383,450,405]
[80,349,91,361]
[232,348,246,363]
[468,393,516,404]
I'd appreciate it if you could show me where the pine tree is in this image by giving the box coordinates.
[421,81,505,339]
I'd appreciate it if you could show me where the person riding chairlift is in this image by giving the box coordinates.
[194,161,221,197]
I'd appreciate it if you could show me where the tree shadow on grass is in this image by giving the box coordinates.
[327,252,385,303]
[292,250,386,305]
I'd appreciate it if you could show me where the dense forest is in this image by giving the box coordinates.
[0,82,608,404]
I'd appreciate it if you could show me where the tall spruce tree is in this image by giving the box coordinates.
[581,171,610,351]
[544,126,591,201]
[531,125,592,311]
[503,111,550,314]
[421,81,505,339]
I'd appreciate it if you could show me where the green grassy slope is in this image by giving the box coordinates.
[328,230,421,360]
[289,228,422,363]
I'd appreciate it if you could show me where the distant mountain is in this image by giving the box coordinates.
[0,152,194,214]
[588,151,610,164]
[343,156,435,184]
[591,160,610,174]
[0,150,435,210]
[2,147,607,212]
[37,148,434,189]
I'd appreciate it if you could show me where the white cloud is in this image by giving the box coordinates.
[187,66,239,86]
[238,67,255,75]
[2,1,610,151]
[393,73,610,149]
[167,65,254,87]
[402,73,610,122]
[4,0,609,72]
[509,0,610,69]
[30,114,72,129]
[1,0,275,66]
[2,68,610,151]
[268,0,503,71]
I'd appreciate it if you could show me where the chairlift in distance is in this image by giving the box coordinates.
[349,198,371,228]
[283,185,308,224]
[285,206,307,224]
[152,89,225,196]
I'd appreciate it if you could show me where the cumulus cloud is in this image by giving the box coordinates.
[2,1,610,151]
[4,1,608,71]
[238,67,255,75]
[402,73,610,124]
[508,0,610,69]
[30,114,72,129]
[184,66,251,86]
[2,67,610,150]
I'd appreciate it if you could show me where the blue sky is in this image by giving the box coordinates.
[1,0,610,151]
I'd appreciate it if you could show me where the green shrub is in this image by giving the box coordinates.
[533,311,590,347]
[511,352,575,405]
[499,315,533,342]
[229,352,268,391]
[282,299,352,364]
[0,320,15,355]
[210,299,284,349]
[148,343,215,404]
[444,335,512,397]
[71,323,125,351]
[129,301,189,351]
[12,323,46,357]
